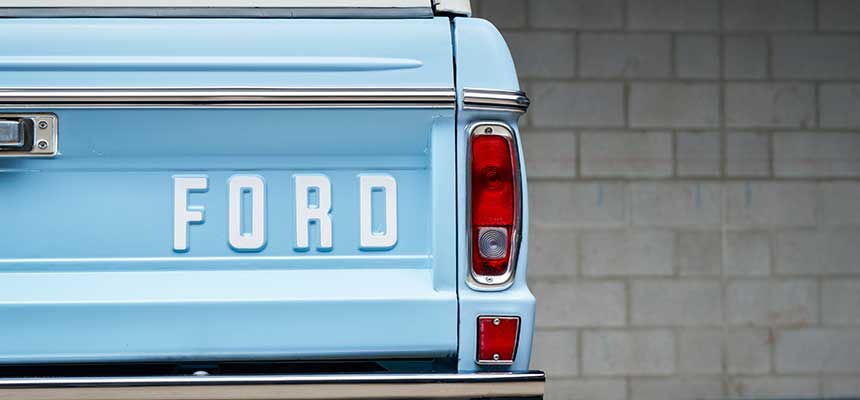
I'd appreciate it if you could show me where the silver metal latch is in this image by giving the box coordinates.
[0,113,57,157]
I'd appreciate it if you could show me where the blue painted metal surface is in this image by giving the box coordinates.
[0,18,457,364]
[0,16,535,373]
[453,18,535,373]
[0,18,453,88]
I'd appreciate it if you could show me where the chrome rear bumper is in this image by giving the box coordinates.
[0,371,545,400]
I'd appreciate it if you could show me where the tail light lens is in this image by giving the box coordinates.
[469,123,520,287]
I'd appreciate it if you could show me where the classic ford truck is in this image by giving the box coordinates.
[0,1,541,398]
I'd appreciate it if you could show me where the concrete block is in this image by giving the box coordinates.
[726,280,818,326]
[675,231,722,276]
[729,377,819,398]
[522,131,577,178]
[631,280,723,326]
[725,182,817,227]
[626,0,719,31]
[722,0,815,31]
[678,330,723,374]
[776,229,860,275]
[544,379,628,400]
[822,377,860,397]
[630,378,723,400]
[724,231,771,276]
[583,330,675,376]
[528,226,577,278]
[676,131,720,177]
[726,131,770,177]
[531,329,578,377]
[630,83,720,128]
[820,84,860,128]
[674,34,719,78]
[725,83,815,128]
[579,33,670,78]
[726,329,772,374]
[630,182,722,227]
[774,132,860,177]
[505,32,575,79]
[772,35,860,79]
[582,230,674,276]
[818,182,860,226]
[530,82,625,128]
[475,0,527,29]
[581,132,672,178]
[529,0,623,29]
[724,35,768,79]
[822,279,860,325]
[532,280,626,328]
[529,182,628,227]
[818,0,860,31]
[776,329,860,373]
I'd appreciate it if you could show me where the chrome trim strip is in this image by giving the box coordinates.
[463,88,530,113]
[0,372,545,400]
[433,0,471,16]
[0,88,456,109]
[0,0,429,6]
[0,7,433,18]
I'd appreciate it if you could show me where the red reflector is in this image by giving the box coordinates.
[470,125,519,281]
[476,316,520,364]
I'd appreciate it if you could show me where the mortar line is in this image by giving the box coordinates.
[520,76,860,84]
[488,28,859,35]
[621,0,628,31]
[719,24,728,180]
[572,31,579,79]
[766,34,774,79]
[768,131,776,178]
[813,0,820,32]
[672,130,679,178]
[720,158,731,393]
[814,83,822,128]
[575,130,582,184]
[670,32,677,78]
[523,0,532,30]
[576,328,583,378]
[623,82,630,128]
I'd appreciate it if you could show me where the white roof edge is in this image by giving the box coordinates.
[432,0,470,16]
[0,0,428,7]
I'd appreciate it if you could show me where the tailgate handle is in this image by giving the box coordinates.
[0,119,28,149]
[0,114,57,157]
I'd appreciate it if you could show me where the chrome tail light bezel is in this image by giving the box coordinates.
[466,122,523,291]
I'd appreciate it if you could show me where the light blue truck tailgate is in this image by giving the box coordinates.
[0,18,457,363]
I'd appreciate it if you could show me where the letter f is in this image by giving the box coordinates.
[173,176,208,252]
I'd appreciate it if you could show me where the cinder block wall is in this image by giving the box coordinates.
[471,1,860,399]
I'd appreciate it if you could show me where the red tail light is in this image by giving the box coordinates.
[469,123,520,287]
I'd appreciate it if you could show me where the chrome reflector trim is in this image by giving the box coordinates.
[0,88,456,109]
[463,88,530,113]
[0,372,545,400]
